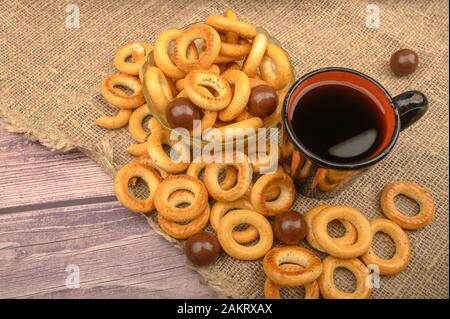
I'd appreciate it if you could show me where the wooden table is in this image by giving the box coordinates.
[0,120,218,298]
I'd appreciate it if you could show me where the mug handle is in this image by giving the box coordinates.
[393,91,428,131]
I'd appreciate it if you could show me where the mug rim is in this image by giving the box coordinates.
[282,67,401,170]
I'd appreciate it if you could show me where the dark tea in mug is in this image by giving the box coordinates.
[282,67,428,198]
[291,82,388,164]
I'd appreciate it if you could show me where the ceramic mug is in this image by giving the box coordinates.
[281,67,428,198]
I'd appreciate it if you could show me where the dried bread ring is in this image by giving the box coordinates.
[114,161,162,213]
[146,128,190,173]
[131,43,147,63]
[304,205,357,253]
[245,181,280,201]
[95,109,132,129]
[204,152,253,201]
[312,205,372,258]
[248,152,280,174]
[318,256,372,299]
[128,104,151,143]
[179,63,220,78]
[198,110,218,131]
[220,39,252,57]
[264,264,320,299]
[127,142,148,157]
[313,168,357,192]
[224,9,239,44]
[154,175,208,223]
[175,89,188,98]
[154,31,199,79]
[361,218,411,276]
[213,54,246,64]
[250,155,279,174]
[263,246,323,287]
[173,24,221,72]
[213,119,233,128]
[184,70,232,111]
[208,117,263,142]
[166,76,179,96]
[175,78,185,92]
[242,33,268,77]
[235,110,253,122]
[186,42,200,62]
[135,154,170,179]
[259,43,292,90]
[114,42,153,76]
[218,70,251,121]
[127,118,162,157]
[206,16,257,39]
[154,29,186,79]
[250,170,295,216]
[264,185,281,201]
[222,62,240,74]
[187,161,237,190]
[207,64,221,75]
[249,77,271,88]
[218,209,273,260]
[380,181,435,230]
[147,116,164,132]
[143,66,174,114]
[102,74,145,109]
[210,198,258,244]
[247,141,280,174]
[157,190,210,239]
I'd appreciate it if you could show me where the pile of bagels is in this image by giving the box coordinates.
[95,9,436,299]
[97,9,292,155]
[264,180,435,299]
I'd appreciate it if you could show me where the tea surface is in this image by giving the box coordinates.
[292,82,387,164]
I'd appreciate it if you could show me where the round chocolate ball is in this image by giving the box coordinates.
[247,85,278,117]
[185,232,220,266]
[273,210,307,245]
[390,49,419,76]
[166,97,202,130]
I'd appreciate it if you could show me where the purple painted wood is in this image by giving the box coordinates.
[0,121,218,298]
[0,121,114,210]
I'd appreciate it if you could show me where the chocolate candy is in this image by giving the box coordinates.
[185,231,220,266]
[247,84,278,117]
[273,210,307,245]
[390,49,419,76]
[166,97,202,130]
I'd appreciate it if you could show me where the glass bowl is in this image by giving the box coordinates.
[140,24,294,148]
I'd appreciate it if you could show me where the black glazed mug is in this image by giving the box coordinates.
[281,67,428,198]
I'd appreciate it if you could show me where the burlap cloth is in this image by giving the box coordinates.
[0,0,448,299]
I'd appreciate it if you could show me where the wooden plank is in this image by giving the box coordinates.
[0,121,218,298]
[0,202,218,298]
[0,120,114,210]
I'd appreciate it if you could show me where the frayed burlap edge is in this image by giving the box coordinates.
[0,110,76,152]
[0,109,233,299]
[144,216,235,299]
